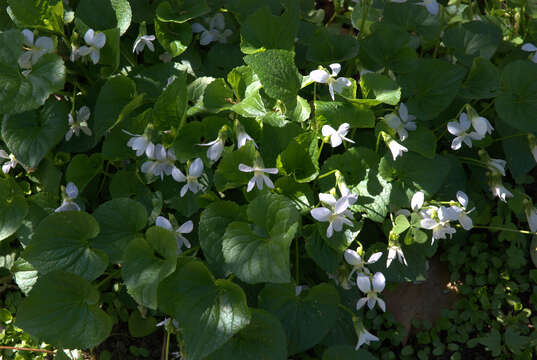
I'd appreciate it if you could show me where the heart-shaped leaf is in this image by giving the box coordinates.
[15,271,113,349]
[158,260,251,360]
[2,98,68,169]
[22,211,108,281]
[259,283,340,355]
[222,193,300,284]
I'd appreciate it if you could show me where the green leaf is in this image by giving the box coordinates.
[504,326,528,354]
[304,224,342,273]
[22,211,108,281]
[7,0,64,32]
[128,311,157,338]
[383,2,441,43]
[158,260,251,360]
[460,57,500,99]
[12,258,38,295]
[404,126,437,159]
[76,0,132,35]
[240,2,299,54]
[244,50,301,110]
[353,170,393,223]
[65,154,104,192]
[207,308,288,360]
[277,131,319,183]
[0,178,28,241]
[122,226,177,310]
[222,193,300,284]
[15,271,113,349]
[478,329,502,356]
[320,147,378,188]
[153,72,187,130]
[187,78,234,115]
[398,59,467,120]
[2,99,68,169]
[496,60,537,133]
[322,345,376,360]
[496,119,535,178]
[442,21,502,66]
[0,30,65,115]
[92,198,148,264]
[359,73,401,106]
[156,0,210,23]
[198,201,242,276]
[306,28,359,63]
[382,152,451,197]
[154,18,192,57]
[93,76,136,140]
[214,141,257,191]
[259,283,340,355]
[393,214,410,235]
[315,101,375,129]
[358,23,416,71]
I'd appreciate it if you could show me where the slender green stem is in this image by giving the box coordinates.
[164,330,170,360]
[182,245,200,257]
[317,139,326,160]
[338,303,355,317]
[295,239,300,283]
[96,269,120,289]
[457,156,489,169]
[490,133,527,143]
[317,169,337,180]
[359,0,370,38]
[472,225,534,235]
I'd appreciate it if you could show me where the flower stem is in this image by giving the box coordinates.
[490,133,528,143]
[338,303,355,317]
[295,239,300,283]
[472,225,534,235]
[317,169,337,180]
[164,329,171,360]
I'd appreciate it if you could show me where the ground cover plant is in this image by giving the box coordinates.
[0,0,537,359]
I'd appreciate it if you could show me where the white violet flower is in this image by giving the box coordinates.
[322,123,355,148]
[141,144,177,180]
[309,63,352,101]
[0,151,18,174]
[447,113,483,150]
[133,35,155,54]
[66,106,92,141]
[469,114,494,138]
[172,158,205,197]
[417,0,439,15]
[387,245,408,268]
[525,204,537,233]
[356,272,386,312]
[19,29,54,69]
[355,325,379,351]
[55,182,81,212]
[489,176,513,203]
[384,103,417,141]
[411,191,425,212]
[420,206,458,244]
[522,43,537,63]
[198,138,224,162]
[192,13,232,46]
[449,191,474,231]
[387,138,408,160]
[78,29,106,64]
[310,193,355,238]
[125,131,155,157]
[487,158,507,177]
[236,127,257,149]
[344,249,382,277]
[238,163,278,192]
[155,216,194,253]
